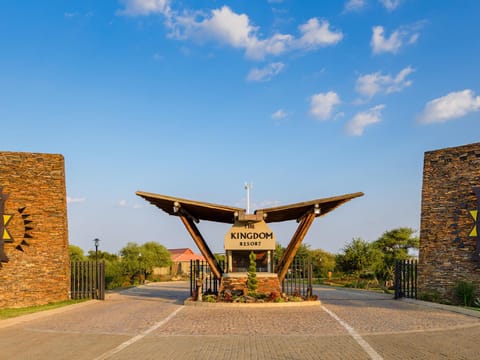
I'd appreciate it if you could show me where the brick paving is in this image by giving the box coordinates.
[1,282,480,359]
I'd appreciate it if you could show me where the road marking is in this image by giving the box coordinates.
[321,305,383,360]
[94,306,184,360]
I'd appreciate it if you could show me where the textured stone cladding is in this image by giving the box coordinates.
[220,274,282,295]
[419,142,480,302]
[0,152,69,308]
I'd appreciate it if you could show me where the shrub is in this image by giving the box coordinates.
[418,290,441,303]
[454,281,477,307]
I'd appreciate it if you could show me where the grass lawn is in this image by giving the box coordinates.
[0,299,88,320]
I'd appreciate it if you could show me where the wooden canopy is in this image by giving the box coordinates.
[136,191,363,224]
[136,190,364,281]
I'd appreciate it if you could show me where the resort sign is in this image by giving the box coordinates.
[224,220,276,250]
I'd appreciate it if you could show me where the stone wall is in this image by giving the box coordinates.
[220,273,282,295]
[419,142,480,302]
[0,152,70,308]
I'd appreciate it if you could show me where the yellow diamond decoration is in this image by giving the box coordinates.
[3,214,12,240]
[470,210,478,237]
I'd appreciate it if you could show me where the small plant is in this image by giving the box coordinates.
[454,281,477,307]
[454,281,476,306]
[268,291,281,302]
[202,295,217,303]
[418,290,441,303]
[246,251,258,294]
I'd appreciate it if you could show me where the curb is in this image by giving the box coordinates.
[400,298,480,319]
[184,299,322,308]
[0,300,99,329]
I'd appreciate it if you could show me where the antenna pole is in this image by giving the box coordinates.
[244,182,252,214]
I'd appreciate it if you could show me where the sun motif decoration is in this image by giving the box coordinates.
[0,186,34,267]
[2,213,13,241]
[470,210,478,237]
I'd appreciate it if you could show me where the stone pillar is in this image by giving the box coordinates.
[0,152,69,308]
[419,142,480,302]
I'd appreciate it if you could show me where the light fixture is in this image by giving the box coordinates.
[173,201,180,213]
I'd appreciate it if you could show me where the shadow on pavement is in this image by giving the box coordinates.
[115,282,191,305]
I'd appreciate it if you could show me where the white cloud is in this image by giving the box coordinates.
[345,104,385,136]
[247,62,284,82]
[67,197,86,204]
[371,25,420,54]
[344,0,366,12]
[418,89,480,124]
[297,18,343,50]
[271,109,287,120]
[120,4,343,60]
[310,91,341,120]
[356,66,414,98]
[379,0,401,11]
[119,200,127,206]
[117,0,171,16]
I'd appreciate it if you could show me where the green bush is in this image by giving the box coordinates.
[454,281,477,307]
[418,290,441,303]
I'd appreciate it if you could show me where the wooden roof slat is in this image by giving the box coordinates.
[136,191,243,224]
[257,192,364,223]
[136,190,363,224]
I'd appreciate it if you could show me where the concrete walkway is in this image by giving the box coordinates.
[1,282,479,359]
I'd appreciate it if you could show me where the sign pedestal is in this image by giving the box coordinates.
[219,272,281,295]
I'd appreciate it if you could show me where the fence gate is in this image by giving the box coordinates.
[71,261,105,300]
[280,257,313,298]
[190,260,222,296]
[394,259,417,299]
[189,258,313,297]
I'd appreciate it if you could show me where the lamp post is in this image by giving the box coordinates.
[93,238,100,299]
[93,238,100,262]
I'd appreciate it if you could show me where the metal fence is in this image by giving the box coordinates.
[189,258,313,297]
[394,259,417,299]
[190,260,222,296]
[279,257,313,298]
[71,261,105,300]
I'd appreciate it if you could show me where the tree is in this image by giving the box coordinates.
[371,227,419,281]
[119,242,172,282]
[274,242,284,263]
[247,251,258,294]
[336,238,375,274]
[309,249,336,278]
[140,241,172,276]
[69,244,86,262]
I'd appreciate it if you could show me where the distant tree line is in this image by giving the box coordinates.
[275,227,419,287]
[69,227,418,290]
[69,242,172,289]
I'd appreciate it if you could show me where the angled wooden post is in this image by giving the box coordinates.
[179,213,223,279]
[276,212,315,283]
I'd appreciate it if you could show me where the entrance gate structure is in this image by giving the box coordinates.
[137,191,363,296]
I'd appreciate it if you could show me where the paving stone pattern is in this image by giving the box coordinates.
[1,282,480,359]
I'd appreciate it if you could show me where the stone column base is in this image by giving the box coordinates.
[219,273,281,295]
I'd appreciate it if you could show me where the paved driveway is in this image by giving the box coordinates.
[1,282,479,359]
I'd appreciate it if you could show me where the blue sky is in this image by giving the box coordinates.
[1,0,479,255]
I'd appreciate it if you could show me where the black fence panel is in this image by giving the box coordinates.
[280,257,313,298]
[190,258,313,297]
[71,261,105,300]
[394,259,417,299]
[190,260,222,297]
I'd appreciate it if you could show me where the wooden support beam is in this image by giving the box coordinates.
[276,212,316,283]
[179,213,223,279]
